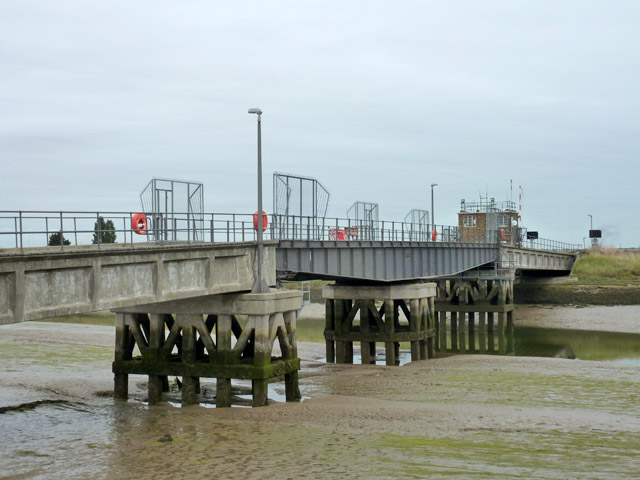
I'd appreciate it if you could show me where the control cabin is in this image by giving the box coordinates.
[458,198,520,245]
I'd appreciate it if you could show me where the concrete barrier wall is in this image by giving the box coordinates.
[0,242,275,324]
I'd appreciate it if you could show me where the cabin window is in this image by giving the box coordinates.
[463,215,477,227]
[498,215,510,227]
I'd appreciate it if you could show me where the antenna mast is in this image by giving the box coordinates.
[518,185,523,223]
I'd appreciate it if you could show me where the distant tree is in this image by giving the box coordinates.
[93,216,117,244]
[48,231,71,246]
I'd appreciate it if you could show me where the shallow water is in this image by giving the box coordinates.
[515,326,640,362]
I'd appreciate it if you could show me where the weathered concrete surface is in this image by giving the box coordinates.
[111,288,303,315]
[0,241,276,324]
[322,282,436,300]
[112,289,303,407]
[500,246,575,272]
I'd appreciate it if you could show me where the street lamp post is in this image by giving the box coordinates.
[430,183,438,241]
[588,214,595,247]
[249,108,269,293]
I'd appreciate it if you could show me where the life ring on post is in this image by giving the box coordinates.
[431,229,438,241]
[500,228,505,241]
[253,211,268,232]
[132,213,148,235]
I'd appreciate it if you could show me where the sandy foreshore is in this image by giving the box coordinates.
[1,317,639,479]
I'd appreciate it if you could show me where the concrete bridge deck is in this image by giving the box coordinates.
[0,241,275,324]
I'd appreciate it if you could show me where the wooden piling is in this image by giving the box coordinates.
[487,312,495,352]
[384,299,397,366]
[434,279,515,357]
[468,312,475,353]
[479,312,486,354]
[451,312,458,352]
[325,299,335,363]
[458,314,466,353]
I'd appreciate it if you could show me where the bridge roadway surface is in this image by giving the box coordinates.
[0,240,575,324]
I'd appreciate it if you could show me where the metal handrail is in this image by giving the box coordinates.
[0,210,580,253]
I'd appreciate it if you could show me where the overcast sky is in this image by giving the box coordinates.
[1,1,639,246]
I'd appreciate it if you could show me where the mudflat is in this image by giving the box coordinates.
[1,320,639,479]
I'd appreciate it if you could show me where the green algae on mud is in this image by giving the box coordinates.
[514,283,640,305]
[1,320,639,479]
[317,356,640,419]
[373,430,640,479]
[103,355,640,479]
[41,312,116,326]
[0,342,112,368]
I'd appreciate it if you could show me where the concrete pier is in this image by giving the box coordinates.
[435,279,514,355]
[323,283,436,366]
[112,289,302,407]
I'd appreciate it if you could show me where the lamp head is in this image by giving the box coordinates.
[248,108,262,115]
[431,183,438,188]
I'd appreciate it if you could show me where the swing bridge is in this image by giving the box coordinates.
[0,209,577,325]
[0,207,578,407]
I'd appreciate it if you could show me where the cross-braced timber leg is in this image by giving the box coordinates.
[283,310,301,401]
[252,314,271,407]
[114,313,131,399]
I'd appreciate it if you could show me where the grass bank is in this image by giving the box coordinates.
[516,248,640,305]
[570,247,640,285]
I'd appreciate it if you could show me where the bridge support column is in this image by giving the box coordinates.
[111,289,302,407]
[435,279,514,355]
[323,283,436,366]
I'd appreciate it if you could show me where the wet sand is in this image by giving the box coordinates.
[516,305,640,333]
[1,316,639,479]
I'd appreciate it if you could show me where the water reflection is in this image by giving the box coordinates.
[515,327,640,362]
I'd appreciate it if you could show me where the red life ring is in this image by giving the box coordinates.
[431,229,438,241]
[500,228,505,240]
[132,213,148,235]
[253,211,268,232]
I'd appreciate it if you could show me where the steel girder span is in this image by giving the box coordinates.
[276,241,499,282]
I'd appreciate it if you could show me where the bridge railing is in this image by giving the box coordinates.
[271,214,476,243]
[0,210,579,252]
[0,210,228,251]
[519,237,581,252]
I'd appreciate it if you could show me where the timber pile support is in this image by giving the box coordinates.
[323,283,436,366]
[435,279,514,355]
[112,289,302,407]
